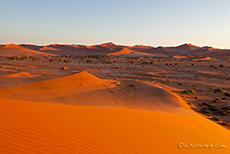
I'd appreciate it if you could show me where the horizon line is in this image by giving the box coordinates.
[0,42,225,49]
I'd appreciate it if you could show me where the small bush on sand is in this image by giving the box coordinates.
[219,64,224,68]
[63,60,70,63]
[224,93,230,97]
[86,59,92,63]
[212,98,221,103]
[49,59,55,62]
[207,104,216,108]
[61,67,67,70]
[200,108,210,114]
[31,56,40,61]
[9,56,18,61]
[207,107,218,111]
[222,106,230,111]
[219,110,228,116]
[214,88,225,93]
[182,89,195,94]
[222,122,229,126]
[213,116,221,121]
[202,102,209,106]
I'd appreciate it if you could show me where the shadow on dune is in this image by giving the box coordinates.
[48,80,193,115]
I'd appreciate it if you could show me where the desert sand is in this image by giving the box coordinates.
[0,43,230,153]
[1,98,230,154]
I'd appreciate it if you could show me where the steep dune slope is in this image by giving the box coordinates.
[0,99,229,154]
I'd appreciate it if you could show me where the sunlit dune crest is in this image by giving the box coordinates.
[100,42,116,47]
[108,48,166,57]
[172,56,188,59]
[108,47,133,55]
[0,44,22,49]
[184,43,200,48]
[192,56,212,61]
[0,72,37,78]
[39,46,60,51]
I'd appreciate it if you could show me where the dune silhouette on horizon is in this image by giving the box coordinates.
[1,42,230,59]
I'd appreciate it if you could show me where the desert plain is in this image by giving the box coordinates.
[0,42,230,153]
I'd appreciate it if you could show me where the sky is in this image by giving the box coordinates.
[1,0,230,48]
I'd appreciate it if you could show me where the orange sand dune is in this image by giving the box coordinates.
[100,42,117,47]
[39,46,60,51]
[0,44,54,56]
[108,47,132,55]
[0,71,191,113]
[108,48,166,57]
[0,72,38,78]
[0,99,229,154]
[1,44,22,49]
[192,57,212,61]
[0,71,117,102]
[172,56,188,59]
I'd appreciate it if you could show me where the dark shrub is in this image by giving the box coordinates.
[214,88,225,93]
[213,116,221,121]
[224,93,230,97]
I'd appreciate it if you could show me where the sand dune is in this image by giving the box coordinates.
[0,71,230,153]
[0,99,229,154]
[192,57,212,61]
[0,59,229,153]
[172,56,189,59]
[108,48,166,57]
[165,43,200,53]
[0,71,192,113]
[0,44,53,56]
[39,46,60,51]
[0,71,116,102]
[108,48,133,56]
[0,43,228,59]
[0,72,37,78]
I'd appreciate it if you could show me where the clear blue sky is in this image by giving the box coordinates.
[1,0,230,48]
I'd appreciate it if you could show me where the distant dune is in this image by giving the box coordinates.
[0,44,53,56]
[39,46,60,51]
[172,56,188,59]
[192,57,212,61]
[0,72,36,78]
[108,48,167,57]
[1,42,230,59]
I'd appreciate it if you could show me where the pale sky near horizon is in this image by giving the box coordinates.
[1,0,230,48]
